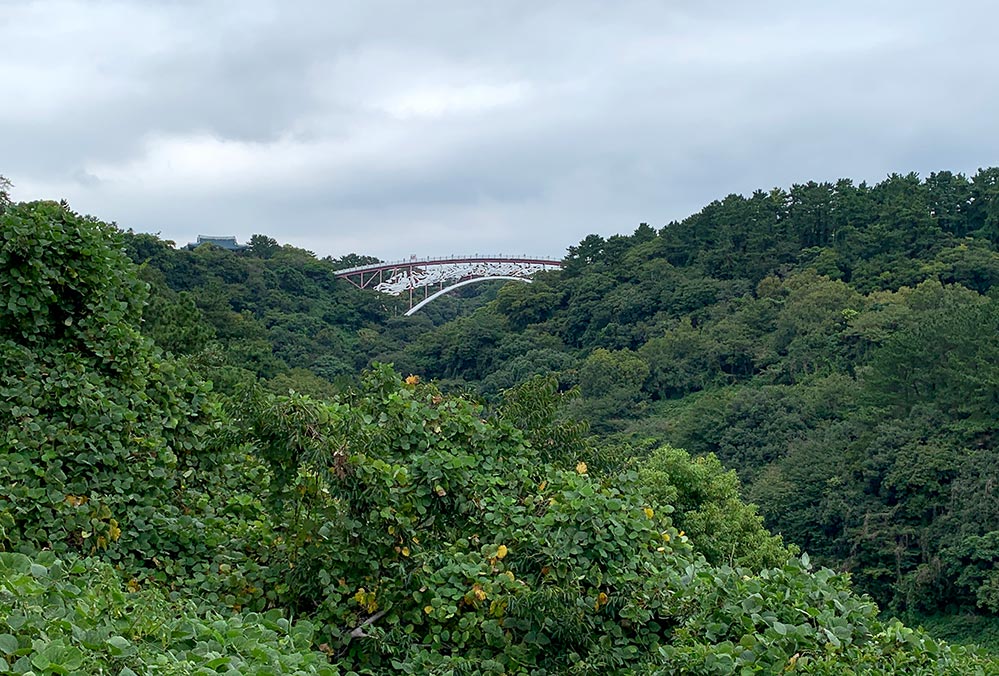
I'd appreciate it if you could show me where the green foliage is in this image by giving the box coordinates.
[0,551,336,675]
[410,306,510,381]
[228,366,700,671]
[115,165,999,648]
[266,368,340,399]
[494,274,562,330]
[0,175,11,214]
[661,557,993,675]
[640,320,725,398]
[120,230,389,392]
[224,366,997,673]
[902,612,999,654]
[767,270,862,383]
[638,445,793,570]
[574,348,650,429]
[327,251,379,270]
[0,201,214,565]
[863,291,999,423]
[9,167,999,670]
[495,375,589,465]
[141,286,217,356]
[2,200,146,346]
[389,175,999,575]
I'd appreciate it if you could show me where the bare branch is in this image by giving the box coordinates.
[349,609,388,639]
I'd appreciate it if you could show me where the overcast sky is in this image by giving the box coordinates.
[2,1,998,260]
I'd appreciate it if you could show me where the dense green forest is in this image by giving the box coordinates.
[2,171,998,673]
[397,171,999,623]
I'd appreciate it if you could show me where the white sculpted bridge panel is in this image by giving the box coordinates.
[373,260,555,294]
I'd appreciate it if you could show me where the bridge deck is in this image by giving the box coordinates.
[334,255,562,276]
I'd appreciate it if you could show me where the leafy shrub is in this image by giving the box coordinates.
[0,200,214,570]
[233,367,698,671]
[638,445,793,570]
[234,367,999,673]
[0,551,336,675]
[661,556,994,674]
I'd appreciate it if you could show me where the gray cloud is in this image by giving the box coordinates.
[2,0,998,259]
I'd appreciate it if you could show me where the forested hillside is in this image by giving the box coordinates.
[123,171,999,626]
[3,173,999,673]
[119,170,999,638]
[384,170,999,629]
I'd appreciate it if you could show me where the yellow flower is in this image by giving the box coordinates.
[643,507,654,519]
[576,461,588,475]
[401,546,410,557]
[538,480,548,492]
[496,544,509,559]
[662,533,671,542]
[405,374,420,385]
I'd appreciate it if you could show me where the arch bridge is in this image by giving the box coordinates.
[334,255,562,315]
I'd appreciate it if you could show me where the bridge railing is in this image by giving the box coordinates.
[334,254,563,276]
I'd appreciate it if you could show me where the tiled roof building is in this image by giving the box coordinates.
[185,236,248,251]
